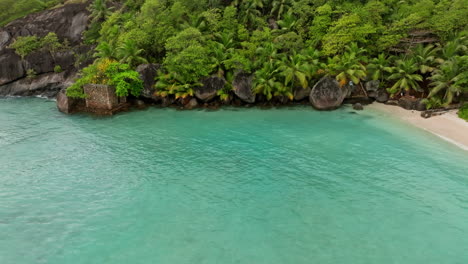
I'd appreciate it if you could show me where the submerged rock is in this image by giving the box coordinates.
[196,75,226,102]
[309,76,348,110]
[353,103,364,110]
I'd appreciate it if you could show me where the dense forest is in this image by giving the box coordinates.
[4,0,468,118]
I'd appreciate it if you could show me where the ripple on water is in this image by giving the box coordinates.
[0,98,467,264]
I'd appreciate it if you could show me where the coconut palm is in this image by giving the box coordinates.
[279,52,309,89]
[94,41,116,59]
[237,0,264,28]
[117,40,147,67]
[387,59,423,96]
[428,57,468,105]
[327,51,367,91]
[253,61,285,100]
[270,0,292,20]
[89,0,112,23]
[276,10,297,32]
[367,53,393,83]
[412,44,439,74]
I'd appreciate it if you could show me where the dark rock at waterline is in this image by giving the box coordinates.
[196,75,226,102]
[343,97,374,105]
[185,98,198,110]
[365,80,380,92]
[309,76,348,110]
[376,90,389,103]
[161,97,175,107]
[233,72,255,103]
[415,99,427,111]
[398,97,416,110]
[353,103,364,110]
[294,87,311,101]
[56,88,84,114]
[136,64,160,100]
[0,3,91,97]
[397,97,426,111]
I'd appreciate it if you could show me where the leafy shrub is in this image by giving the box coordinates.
[54,65,62,73]
[9,36,41,59]
[66,58,143,98]
[26,69,37,79]
[459,104,468,121]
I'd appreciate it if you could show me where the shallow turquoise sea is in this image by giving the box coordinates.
[1,98,467,264]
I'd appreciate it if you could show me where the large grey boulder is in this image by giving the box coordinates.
[309,76,348,110]
[233,71,255,103]
[136,64,160,100]
[195,75,226,102]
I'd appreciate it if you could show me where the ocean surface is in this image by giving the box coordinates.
[1,98,468,264]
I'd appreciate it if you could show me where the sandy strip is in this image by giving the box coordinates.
[367,103,468,151]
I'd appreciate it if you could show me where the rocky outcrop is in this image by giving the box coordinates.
[56,89,85,114]
[0,71,76,97]
[0,3,91,98]
[136,64,160,100]
[309,76,348,110]
[185,98,199,110]
[233,71,255,103]
[294,87,311,101]
[397,97,427,111]
[195,75,226,102]
[365,80,389,103]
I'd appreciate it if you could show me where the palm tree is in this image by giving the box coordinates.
[117,40,147,67]
[428,57,468,105]
[279,52,309,89]
[327,49,367,95]
[237,0,264,28]
[89,0,112,23]
[387,59,423,96]
[276,10,297,32]
[94,41,116,59]
[253,61,284,100]
[367,53,393,83]
[270,0,292,20]
[411,44,439,74]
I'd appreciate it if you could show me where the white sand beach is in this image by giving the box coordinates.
[368,103,468,151]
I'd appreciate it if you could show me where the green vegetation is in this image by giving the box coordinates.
[459,104,468,121]
[58,0,468,109]
[66,58,143,98]
[9,33,63,59]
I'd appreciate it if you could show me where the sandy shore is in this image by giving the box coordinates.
[367,103,468,151]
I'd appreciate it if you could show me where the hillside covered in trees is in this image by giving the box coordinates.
[4,0,468,117]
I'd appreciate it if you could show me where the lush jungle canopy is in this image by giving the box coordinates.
[5,0,468,112]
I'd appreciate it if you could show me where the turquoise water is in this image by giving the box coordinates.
[1,98,468,264]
